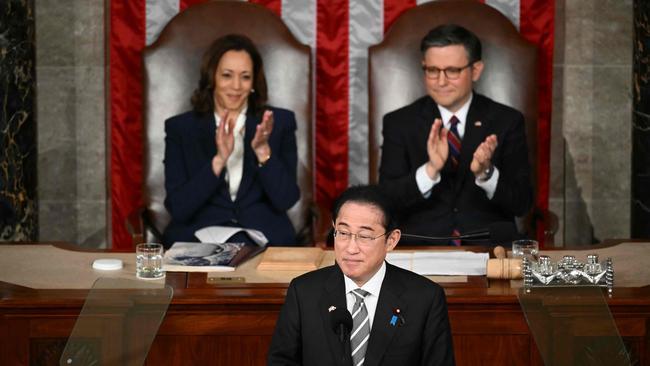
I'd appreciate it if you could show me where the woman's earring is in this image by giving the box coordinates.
[251,89,256,93]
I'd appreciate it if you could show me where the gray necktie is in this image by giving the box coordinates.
[350,289,371,366]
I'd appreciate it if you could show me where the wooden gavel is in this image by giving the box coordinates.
[486,246,523,279]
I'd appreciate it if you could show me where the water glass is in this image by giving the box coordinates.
[136,243,165,279]
[512,239,539,262]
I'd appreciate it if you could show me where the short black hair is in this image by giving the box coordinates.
[332,185,397,232]
[420,24,482,64]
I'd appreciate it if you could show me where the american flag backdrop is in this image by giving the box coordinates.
[109,0,554,249]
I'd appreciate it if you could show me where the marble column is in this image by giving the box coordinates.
[0,0,37,241]
[632,0,650,238]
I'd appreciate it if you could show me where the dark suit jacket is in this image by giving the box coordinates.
[268,263,455,366]
[162,107,300,248]
[379,93,532,243]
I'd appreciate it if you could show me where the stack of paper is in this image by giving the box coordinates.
[195,226,268,246]
[387,251,489,275]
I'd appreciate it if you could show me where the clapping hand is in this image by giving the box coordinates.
[470,134,498,178]
[251,110,273,163]
[425,118,449,179]
[211,111,236,175]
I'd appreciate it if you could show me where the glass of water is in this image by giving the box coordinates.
[512,239,539,262]
[136,243,165,279]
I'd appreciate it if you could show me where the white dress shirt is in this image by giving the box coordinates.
[343,261,386,330]
[415,93,499,199]
[215,107,247,201]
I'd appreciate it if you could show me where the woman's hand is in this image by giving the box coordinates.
[251,110,273,164]
[212,111,236,176]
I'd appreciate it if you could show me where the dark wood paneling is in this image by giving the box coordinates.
[147,335,272,366]
[30,338,68,366]
[2,251,650,365]
[453,335,531,365]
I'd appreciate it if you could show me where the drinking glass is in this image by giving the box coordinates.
[512,239,539,262]
[136,243,165,279]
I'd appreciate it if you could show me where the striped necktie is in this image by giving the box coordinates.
[448,115,462,246]
[350,289,371,366]
[447,115,462,170]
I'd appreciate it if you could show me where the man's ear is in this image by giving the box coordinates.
[386,229,401,251]
[471,60,484,82]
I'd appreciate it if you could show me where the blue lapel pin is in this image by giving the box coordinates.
[391,307,405,327]
[390,315,398,326]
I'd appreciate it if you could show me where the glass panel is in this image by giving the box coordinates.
[60,278,172,366]
[518,286,630,366]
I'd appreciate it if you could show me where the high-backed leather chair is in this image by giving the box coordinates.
[368,0,556,244]
[129,2,314,245]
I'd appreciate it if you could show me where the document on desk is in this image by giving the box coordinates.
[195,226,268,247]
[386,251,489,275]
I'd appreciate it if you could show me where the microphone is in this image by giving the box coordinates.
[401,221,520,245]
[329,307,352,343]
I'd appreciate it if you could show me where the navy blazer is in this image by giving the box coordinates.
[268,263,455,366]
[162,107,300,248]
[379,93,533,243]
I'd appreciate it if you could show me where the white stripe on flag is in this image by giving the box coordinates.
[348,0,383,185]
[281,0,316,47]
[485,0,521,30]
[146,0,179,46]
[281,0,317,194]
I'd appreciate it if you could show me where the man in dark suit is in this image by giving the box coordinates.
[379,24,533,245]
[268,185,455,366]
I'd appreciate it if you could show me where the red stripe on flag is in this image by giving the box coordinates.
[316,0,349,208]
[250,0,282,17]
[110,0,146,249]
[383,0,416,34]
[519,0,554,244]
[179,0,206,12]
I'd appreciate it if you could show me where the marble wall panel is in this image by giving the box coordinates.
[35,0,106,248]
[1,0,38,241]
[562,66,594,202]
[38,201,76,241]
[73,1,105,67]
[75,66,105,202]
[550,0,633,246]
[632,0,650,237]
[549,0,566,244]
[34,0,74,67]
[77,201,106,248]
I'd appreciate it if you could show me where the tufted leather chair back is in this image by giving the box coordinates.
[142,1,312,242]
[368,0,538,190]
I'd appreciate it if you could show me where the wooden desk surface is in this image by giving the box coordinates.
[1,242,650,365]
[2,241,649,289]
